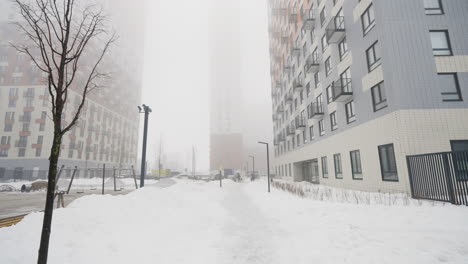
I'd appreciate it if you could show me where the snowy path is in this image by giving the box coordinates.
[219,183,279,264]
[1,179,468,263]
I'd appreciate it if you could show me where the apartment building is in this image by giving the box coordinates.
[267,0,468,193]
[0,0,146,177]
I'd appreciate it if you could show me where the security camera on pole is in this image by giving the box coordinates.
[138,104,152,187]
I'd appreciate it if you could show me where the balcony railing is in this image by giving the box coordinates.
[15,141,27,148]
[278,133,286,142]
[290,43,300,57]
[287,125,296,136]
[293,79,303,92]
[306,54,320,73]
[326,16,346,43]
[285,93,293,104]
[309,102,324,119]
[276,105,284,114]
[289,12,298,23]
[295,118,306,130]
[302,9,316,31]
[332,78,353,102]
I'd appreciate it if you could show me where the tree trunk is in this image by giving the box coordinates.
[37,130,62,264]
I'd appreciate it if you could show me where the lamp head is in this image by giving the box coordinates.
[137,106,142,112]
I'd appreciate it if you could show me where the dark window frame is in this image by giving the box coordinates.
[345,100,356,124]
[439,73,462,102]
[334,153,343,179]
[321,156,328,178]
[378,143,399,182]
[366,41,381,72]
[371,81,388,112]
[361,3,376,36]
[350,150,363,180]
[330,111,337,131]
[424,0,444,15]
[429,30,453,56]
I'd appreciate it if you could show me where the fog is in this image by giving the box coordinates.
[141,0,273,172]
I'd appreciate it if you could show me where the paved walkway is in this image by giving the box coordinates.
[220,183,279,264]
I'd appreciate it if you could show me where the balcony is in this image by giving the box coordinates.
[302,9,316,31]
[332,78,353,102]
[295,118,306,131]
[287,125,296,136]
[23,91,35,98]
[289,12,298,24]
[293,79,303,93]
[285,93,293,104]
[326,16,346,43]
[305,54,320,73]
[15,141,27,148]
[290,43,301,57]
[278,133,286,142]
[276,105,284,115]
[309,102,324,119]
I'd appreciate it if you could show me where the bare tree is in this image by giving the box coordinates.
[11,0,115,263]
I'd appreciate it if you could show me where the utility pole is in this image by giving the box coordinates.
[138,104,152,187]
[258,141,271,193]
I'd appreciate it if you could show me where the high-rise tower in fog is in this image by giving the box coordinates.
[0,0,147,178]
[209,0,244,172]
[267,0,468,193]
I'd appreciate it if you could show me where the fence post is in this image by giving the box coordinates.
[131,165,138,189]
[102,164,106,195]
[406,156,416,198]
[66,166,78,194]
[55,165,65,189]
[442,153,457,204]
[113,167,116,192]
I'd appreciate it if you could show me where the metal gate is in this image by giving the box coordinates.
[407,151,468,205]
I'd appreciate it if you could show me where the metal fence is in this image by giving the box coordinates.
[407,151,468,206]
[0,165,140,194]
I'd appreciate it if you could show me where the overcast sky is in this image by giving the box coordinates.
[141,0,272,172]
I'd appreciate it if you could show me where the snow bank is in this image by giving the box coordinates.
[271,179,442,206]
[0,179,228,264]
[245,179,468,264]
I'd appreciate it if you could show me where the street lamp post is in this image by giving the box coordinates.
[138,104,152,188]
[249,155,255,178]
[258,141,271,193]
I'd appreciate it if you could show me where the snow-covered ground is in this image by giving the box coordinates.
[1,179,467,264]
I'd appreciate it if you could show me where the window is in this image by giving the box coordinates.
[35,148,42,157]
[371,82,388,112]
[0,136,11,145]
[366,41,381,72]
[306,83,311,97]
[330,111,337,131]
[319,119,325,136]
[340,67,352,93]
[424,0,444,15]
[345,101,356,123]
[37,136,43,144]
[321,156,328,178]
[18,148,26,157]
[314,72,320,88]
[325,57,332,76]
[289,163,292,177]
[361,4,376,35]
[302,130,307,144]
[334,154,343,179]
[378,144,398,181]
[320,8,326,27]
[309,126,315,140]
[451,140,468,152]
[4,123,12,132]
[350,150,363,180]
[429,30,452,56]
[0,149,8,157]
[338,38,348,61]
[438,73,462,101]
[326,85,333,104]
[321,34,328,52]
